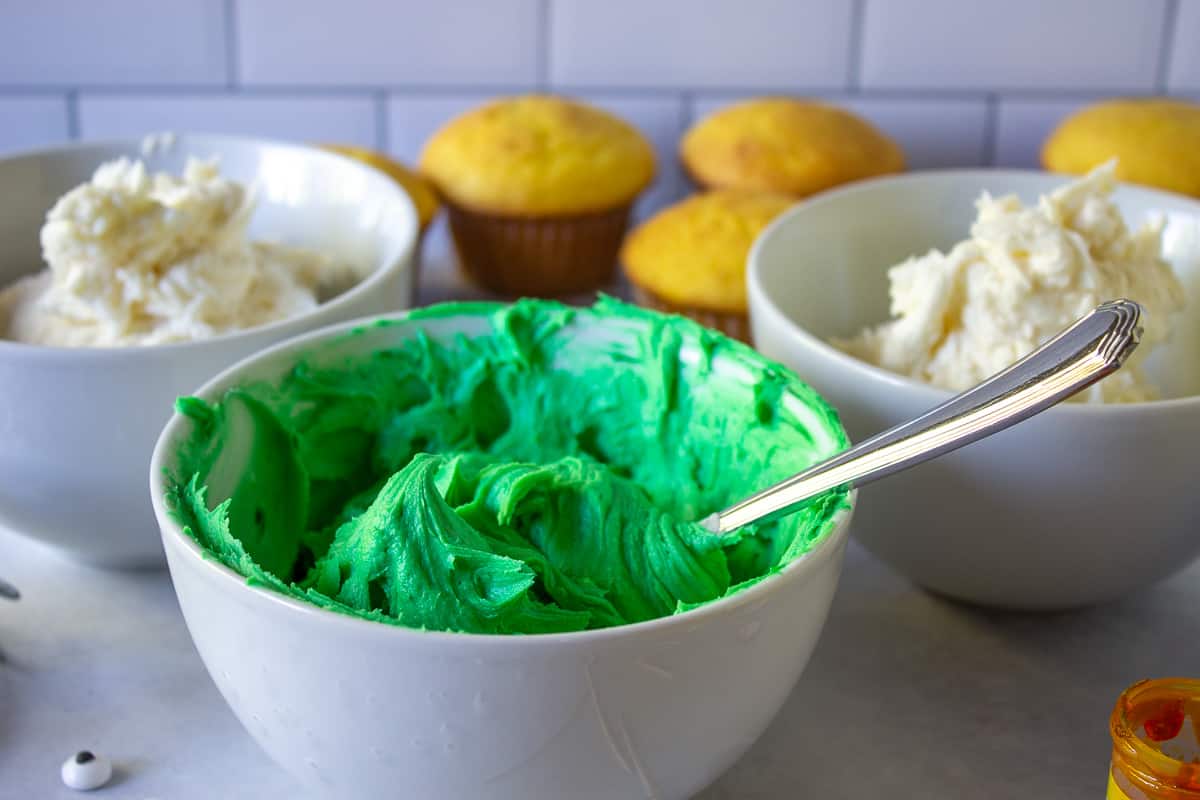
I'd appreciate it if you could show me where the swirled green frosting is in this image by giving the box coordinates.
[166,298,849,634]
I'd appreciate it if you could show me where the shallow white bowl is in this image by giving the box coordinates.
[0,135,418,567]
[749,169,1200,610]
[149,306,855,800]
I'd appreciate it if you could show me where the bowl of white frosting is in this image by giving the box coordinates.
[748,165,1200,609]
[0,134,419,566]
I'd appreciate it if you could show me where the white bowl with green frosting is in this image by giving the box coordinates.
[0,135,418,566]
[150,299,854,799]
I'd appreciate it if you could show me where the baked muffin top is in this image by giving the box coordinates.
[420,95,656,216]
[1043,98,1200,197]
[621,190,795,313]
[681,97,905,198]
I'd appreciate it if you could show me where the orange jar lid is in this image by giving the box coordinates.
[1110,679,1200,799]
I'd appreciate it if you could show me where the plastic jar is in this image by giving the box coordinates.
[1109,679,1200,799]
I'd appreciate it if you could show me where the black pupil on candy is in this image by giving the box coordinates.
[75,751,95,764]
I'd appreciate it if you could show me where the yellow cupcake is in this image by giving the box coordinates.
[681,97,905,197]
[621,190,795,341]
[321,144,440,231]
[419,95,656,296]
[421,95,654,216]
[1042,98,1200,197]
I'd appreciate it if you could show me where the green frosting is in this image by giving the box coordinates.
[165,298,850,634]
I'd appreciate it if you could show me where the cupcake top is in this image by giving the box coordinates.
[621,190,795,314]
[321,144,441,231]
[681,97,905,197]
[419,95,656,216]
[1042,98,1200,197]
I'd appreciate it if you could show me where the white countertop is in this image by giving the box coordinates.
[4,523,1198,800]
[3,252,1198,799]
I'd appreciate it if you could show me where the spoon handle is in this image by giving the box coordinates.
[704,299,1143,534]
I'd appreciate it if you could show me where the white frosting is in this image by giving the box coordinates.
[0,157,351,347]
[838,163,1186,403]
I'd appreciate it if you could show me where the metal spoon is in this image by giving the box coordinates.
[702,299,1143,534]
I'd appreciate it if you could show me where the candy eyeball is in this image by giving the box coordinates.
[60,750,112,791]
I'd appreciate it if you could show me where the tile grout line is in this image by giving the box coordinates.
[374,90,389,151]
[0,84,1171,100]
[1155,0,1180,92]
[53,85,392,98]
[536,0,552,90]
[679,90,694,129]
[846,0,867,91]
[65,90,80,140]
[981,93,998,166]
[223,0,240,89]
[675,91,693,201]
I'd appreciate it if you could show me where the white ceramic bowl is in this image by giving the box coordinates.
[0,135,418,567]
[749,169,1200,610]
[149,306,855,800]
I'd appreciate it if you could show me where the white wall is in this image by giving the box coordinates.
[1,0,1194,227]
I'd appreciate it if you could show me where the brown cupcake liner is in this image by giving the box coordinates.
[445,202,633,297]
[629,285,751,344]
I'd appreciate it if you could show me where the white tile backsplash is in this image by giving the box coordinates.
[549,0,853,89]
[861,0,1168,90]
[237,0,540,87]
[386,94,497,163]
[841,98,990,169]
[78,94,378,146]
[1,1,1197,174]
[0,0,227,86]
[992,99,1090,168]
[1168,0,1200,90]
[0,97,71,154]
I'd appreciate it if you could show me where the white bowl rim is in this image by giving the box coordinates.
[0,133,418,360]
[748,167,1200,415]
[149,302,856,648]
